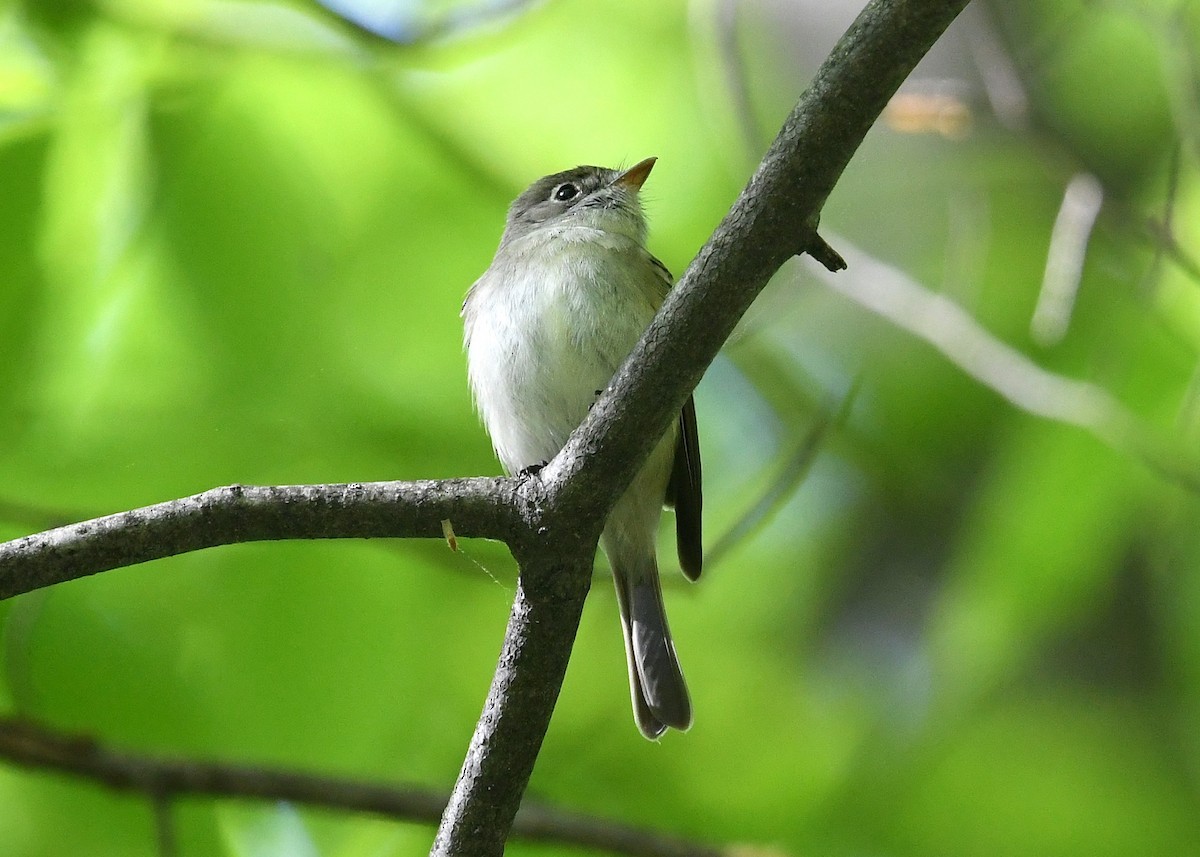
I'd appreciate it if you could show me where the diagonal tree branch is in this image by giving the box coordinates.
[544,0,972,521]
[437,1,971,854]
[430,550,597,856]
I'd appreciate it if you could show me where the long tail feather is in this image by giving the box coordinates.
[613,554,691,738]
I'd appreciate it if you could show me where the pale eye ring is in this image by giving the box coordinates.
[552,183,579,202]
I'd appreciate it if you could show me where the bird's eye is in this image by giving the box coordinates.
[552,183,579,202]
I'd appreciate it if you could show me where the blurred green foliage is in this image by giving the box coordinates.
[2,0,1199,855]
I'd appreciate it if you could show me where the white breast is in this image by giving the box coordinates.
[463,226,666,474]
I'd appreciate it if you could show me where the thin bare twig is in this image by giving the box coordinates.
[707,385,857,569]
[1138,144,1182,296]
[1135,145,1200,292]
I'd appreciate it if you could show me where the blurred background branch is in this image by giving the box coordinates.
[0,716,727,857]
[814,237,1200,489]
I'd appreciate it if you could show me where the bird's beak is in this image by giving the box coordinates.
[614,157,657,191]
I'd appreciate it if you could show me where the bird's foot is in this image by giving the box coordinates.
[518,461,548,479]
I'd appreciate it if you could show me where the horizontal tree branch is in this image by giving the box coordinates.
[0,478,518,601]
[0,717,723,857]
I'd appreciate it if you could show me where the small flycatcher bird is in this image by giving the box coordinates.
[462,157,702,739]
